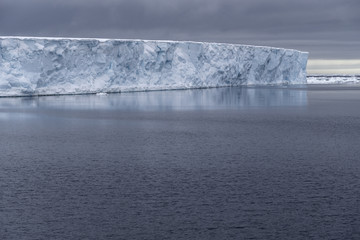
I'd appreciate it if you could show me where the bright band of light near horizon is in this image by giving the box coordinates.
[307,60,360,75]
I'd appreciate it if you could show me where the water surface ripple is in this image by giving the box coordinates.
[1,86,359,239]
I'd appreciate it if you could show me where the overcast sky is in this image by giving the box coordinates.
[1,0,359,74]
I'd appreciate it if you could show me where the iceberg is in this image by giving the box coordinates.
[307,75,360,84]
[0,37,308,96]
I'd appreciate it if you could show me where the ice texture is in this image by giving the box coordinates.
[0,37,308,96]
[307,75,360,84]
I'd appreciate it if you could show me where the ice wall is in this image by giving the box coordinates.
[0,37,308,96]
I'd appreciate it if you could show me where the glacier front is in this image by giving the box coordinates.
[0,37,308,96]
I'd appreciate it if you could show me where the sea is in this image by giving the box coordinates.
[1,77,360,239]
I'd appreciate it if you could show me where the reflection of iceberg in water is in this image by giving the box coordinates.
[0,86,307,111]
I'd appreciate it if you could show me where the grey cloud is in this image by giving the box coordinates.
[0,0,360,59]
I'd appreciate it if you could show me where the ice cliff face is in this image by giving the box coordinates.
[0,37,308,96]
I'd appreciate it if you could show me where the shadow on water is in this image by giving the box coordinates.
[0,86,307,111]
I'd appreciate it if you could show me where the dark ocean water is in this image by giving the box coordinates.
[1,85,360,239]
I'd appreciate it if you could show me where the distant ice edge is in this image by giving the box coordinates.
[0,37,308,96]
[307,75,360,84]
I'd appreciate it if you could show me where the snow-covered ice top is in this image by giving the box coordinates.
[0,36,308,96]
